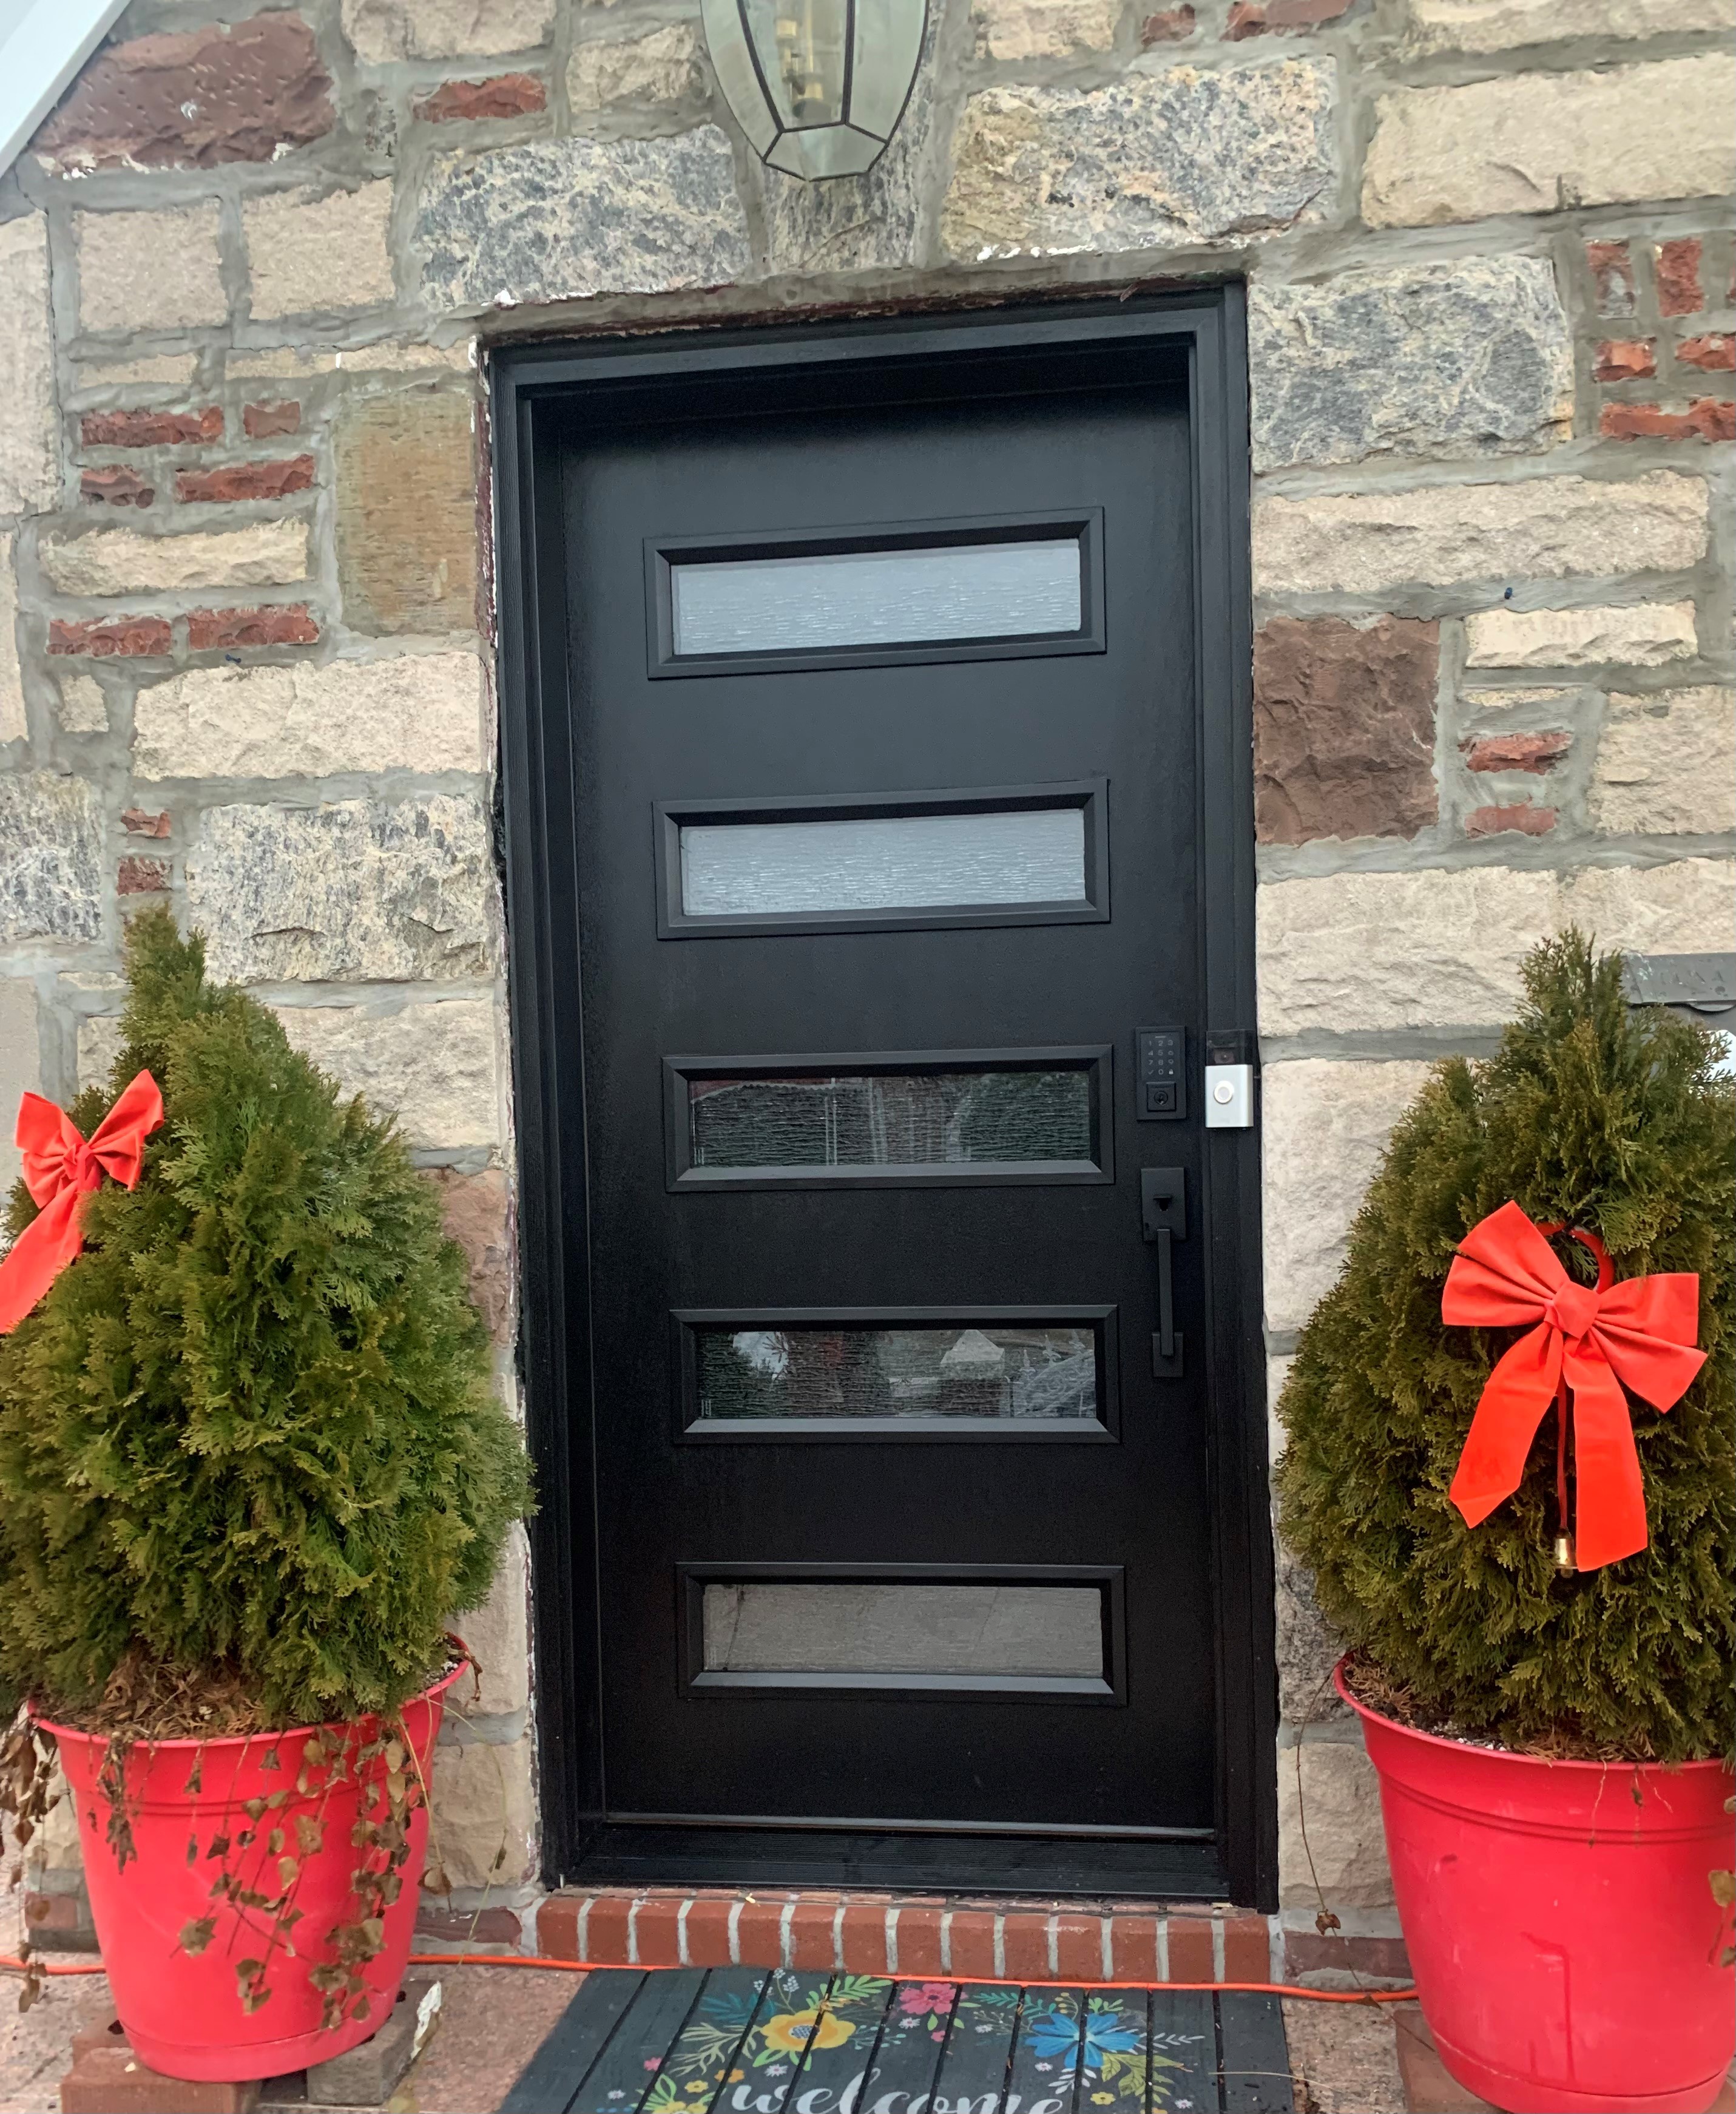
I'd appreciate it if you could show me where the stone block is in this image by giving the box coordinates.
[184,797,492,983]
[1275,1540,1347,1725]
[568,24,706,112]
[0,538,22,746]
[429,1165,513,1341]
[1591,688,1736,835]
[1256,867,1555,1035]
[451,1524,531,1715]
[243,183,396,319]
[0,216,56,517]
[1402,0,1734,52]
[1248,259,1571,472]
[303,1975,442,2105]
[41,523,308,598]
[0,775,104,945]
[58,676,110,733]
[336,390,478,637]
[1261,1060,1433,1332]
[76,204,227,333]
[973,0,1120,59]
[1277,1737,1393,1909]
[941,61,1336,256]
[134,653,483,779]
[427,1734,536,1892]
[343,0,555,62]
[1254,471,1707,595]
[78,1014,128,1091]
[275,998,499,1147]
[34,16,333,173]
[0,982,39,1192]
[1282,1994,1408,2112]
[1464,601,1697,669]
[417,130,751,308]
[1254,617,1438,845]
[1363,57,1735,228]
[72,352,199,390]
[1560,856,1733,955]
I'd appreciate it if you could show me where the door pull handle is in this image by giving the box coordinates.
[1140,1167,1186,1380]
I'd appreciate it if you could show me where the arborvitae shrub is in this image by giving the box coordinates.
[1277,933,1734,1762]
[0,910,532,1730]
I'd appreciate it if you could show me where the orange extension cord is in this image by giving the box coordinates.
[0,1950,1416,2004]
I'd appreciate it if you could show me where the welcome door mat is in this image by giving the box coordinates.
[501,1968,1293,2114]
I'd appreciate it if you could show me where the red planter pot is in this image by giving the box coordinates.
[41,1658,464,2084]
[1336,1661,1735,2114]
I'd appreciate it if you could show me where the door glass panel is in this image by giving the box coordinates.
[688,1067,1092,1170]
[693,1323,1100,1421]
[670,537,1081,657]
[680,806,1086,917]
[701,1582,1103,1678]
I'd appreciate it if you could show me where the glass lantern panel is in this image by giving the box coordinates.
[848,0,927,141]
[740,0,848,132]
[764,120,888,179]
[701,0,780,153]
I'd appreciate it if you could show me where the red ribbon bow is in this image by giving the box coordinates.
[1443,1199,1705,1570]
[0,1072,163,1335]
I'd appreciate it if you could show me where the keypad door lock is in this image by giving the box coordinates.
[1134,1026,1186,1120]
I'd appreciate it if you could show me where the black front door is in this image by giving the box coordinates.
[498,300,1272,1904]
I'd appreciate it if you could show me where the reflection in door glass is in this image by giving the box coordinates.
[693,1323,1099,1420]
[701,1582,1104,1678]
[670,537,1082,657]
[688,1068,1092,1169]
[680,807,1086,917]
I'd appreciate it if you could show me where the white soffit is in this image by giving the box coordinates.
[0,0,131,180]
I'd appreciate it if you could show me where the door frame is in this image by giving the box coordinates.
[490,288,1277,1909]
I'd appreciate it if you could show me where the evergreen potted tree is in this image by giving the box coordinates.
[1278,933,1734,2114]
[0,911,531,2083]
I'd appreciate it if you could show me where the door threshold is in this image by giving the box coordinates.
[537,1879,1271,1983]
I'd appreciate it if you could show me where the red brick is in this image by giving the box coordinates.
[81,464,154,507]
[22,1891,95,1946]
[176,455,316,503]
[894,1909,945,1977]
[1593,338,1655,381]
[1655,238,1704,317]
[585,1895,632,1965]
[680,1899,735,1966]
[944,1911,998,1979]
[61,2034,259,2112]
[1677,334,1735,373]
[1052,1914,1105,1982]
[121,807,172,838]
[1139,3,1195,36]
[840,1900,891,1973]
[737,1895,789,1968]
[117,855,169,895]
[538,1895,582,1959]
[416,72,547,122]
[1165,1916,1214,1983]
[1599,398,1734,441]
[1221,1915,1269,1984]
[1585,239,1635,317]
[1462,730,1570,774]
[80,405,222,448]
[49,615,172,657]
[1000,1912,1052,1982]
[1283,1928,1411,1982]
[243,399,302,439]
[413,1903,522,1945]
[1465,802,1557,838]
[633,1897,684,1967]
[186,604,319,650]
[1226,0,1350,30]
[1108,1915,1159,1982]
[788,1898,840,1971]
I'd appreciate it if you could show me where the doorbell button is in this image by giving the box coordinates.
[1204,1063,1254,1128]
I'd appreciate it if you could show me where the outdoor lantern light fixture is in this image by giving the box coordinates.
[701,0,927,180]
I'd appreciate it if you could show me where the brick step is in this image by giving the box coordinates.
[537,1888,1274,1982]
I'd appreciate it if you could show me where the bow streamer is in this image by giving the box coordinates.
[0,1072,163,1335]
[1443,1199,1705,1570]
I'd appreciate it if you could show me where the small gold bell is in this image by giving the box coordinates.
[1554,1533,1576,1573]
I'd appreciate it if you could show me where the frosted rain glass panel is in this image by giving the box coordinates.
[701,1583,1103,1676]
[688,1069,1092,1170]
[680,807,1086,917]
[693,1324,1099,1421]
[670,538,1082,656]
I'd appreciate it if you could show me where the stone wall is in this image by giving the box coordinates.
[0,0,1731,1956]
